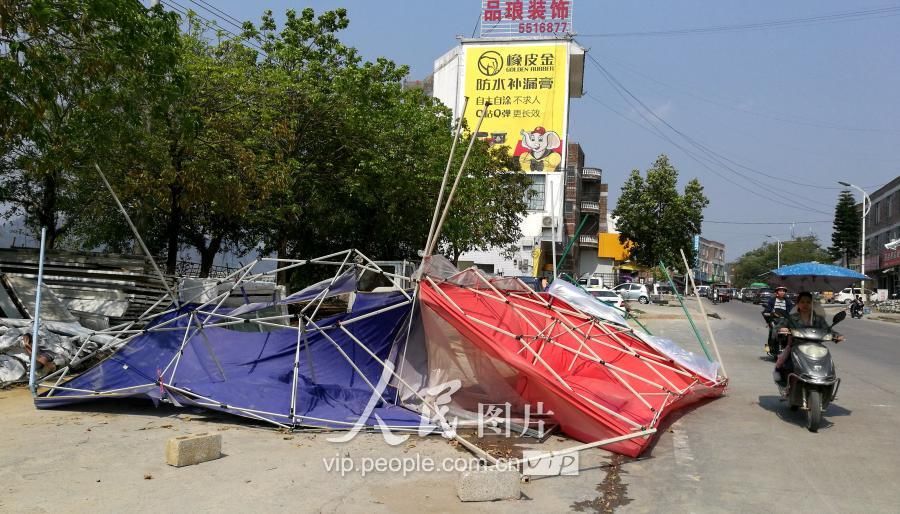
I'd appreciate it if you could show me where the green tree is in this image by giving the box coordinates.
[612,155,708,268]
[436,147,530,265]
[245,8,528,285]
[829,189,861,266]
[0,0,180,248]
[732,236,832,287]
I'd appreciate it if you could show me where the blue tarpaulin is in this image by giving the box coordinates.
[37,282,424,428]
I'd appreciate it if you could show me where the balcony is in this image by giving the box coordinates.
[581,167,602,180]
[578,234,599,247]
[580,201,600,213]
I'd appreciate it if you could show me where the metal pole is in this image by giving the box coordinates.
[839,182,871,292]
[426,101,491,256]
[28,227,47,396]
[95,164,179,307]
[425,97,469,254]
[659,260,711,360]
[557,215,588,275]
[680,249,728,379]
[550,187,557,277]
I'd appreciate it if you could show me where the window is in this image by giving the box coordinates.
[888,194,893,218]
[525,174,545,211]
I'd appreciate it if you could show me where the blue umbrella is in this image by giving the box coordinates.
[767,262,870,292]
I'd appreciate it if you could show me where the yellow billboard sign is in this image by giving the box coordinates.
[464,42,569,172]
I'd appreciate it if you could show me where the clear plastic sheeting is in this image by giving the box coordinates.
[414,254,460,281]
[396,304,529,420]
[633,331,719,382]
[446,268,493,289]
[547,279,629,327]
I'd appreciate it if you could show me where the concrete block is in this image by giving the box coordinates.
[457,468,520,502]
[165,433,222,467]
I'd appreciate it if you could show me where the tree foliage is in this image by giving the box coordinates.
[0,0,180,248]
[2,5,528,281]
[829,189,861,266]
[612,155,708,269]
[731,236,832,287]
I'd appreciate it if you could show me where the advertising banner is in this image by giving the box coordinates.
[464,42,569,172]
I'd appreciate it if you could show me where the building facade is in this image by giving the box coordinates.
[696,237,726,284]
[431,38,585,277]
[860,175,900,298]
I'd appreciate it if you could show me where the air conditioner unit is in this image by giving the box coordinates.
[541,215,555,228]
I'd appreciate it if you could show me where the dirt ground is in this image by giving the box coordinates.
[0,386,627,513]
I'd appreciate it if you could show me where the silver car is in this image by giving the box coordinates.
[613,283,651,304]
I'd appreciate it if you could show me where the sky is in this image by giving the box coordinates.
[5,1,898,263]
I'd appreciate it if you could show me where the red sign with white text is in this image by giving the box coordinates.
[481,0,574,38]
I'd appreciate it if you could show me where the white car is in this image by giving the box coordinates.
[613,283,651,304]
[833,287,875,303]
[590,289,625,310]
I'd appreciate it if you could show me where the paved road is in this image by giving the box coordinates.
[620,299,900,513]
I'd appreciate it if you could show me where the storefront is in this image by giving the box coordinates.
[880,248,900,299]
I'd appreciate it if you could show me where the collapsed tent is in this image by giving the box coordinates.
[397,257,725,457]
[33,250,725,457]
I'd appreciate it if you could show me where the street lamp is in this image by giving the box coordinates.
[765,235,782,269]
[838,182,871,284]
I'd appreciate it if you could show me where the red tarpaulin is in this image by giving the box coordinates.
[418,269,725,457]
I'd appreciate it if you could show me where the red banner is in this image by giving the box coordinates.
[882,247,900,268]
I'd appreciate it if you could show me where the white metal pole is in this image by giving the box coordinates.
[426,101,492,256]
[680,248,727,379]
[839,182,871,292]
[550,187,557,278]
[28,227,48,396]
[95,164,179,307]
[425,97,469,254]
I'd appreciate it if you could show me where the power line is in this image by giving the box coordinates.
[584,54,835,216]
[165,0,266,55]
[594,51,900,136]
[580,5,900,38]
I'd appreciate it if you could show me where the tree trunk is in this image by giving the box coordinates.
[275,237,289,287]
[198,235,223,278]
[165,184,182,274]
[40,171,60,249]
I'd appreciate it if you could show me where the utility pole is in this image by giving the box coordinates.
[838,181,871,287]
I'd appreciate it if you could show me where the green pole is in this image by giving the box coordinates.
[660,261,713,361]
[556,215,589,277]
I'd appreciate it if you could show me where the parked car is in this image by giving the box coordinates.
[578,275,606,292]
[755,288,774,305]
[590,289,625,310]
[613,283,651,304]
[834,287,875,303]
[740,288,758,303]
[695,285,710,297]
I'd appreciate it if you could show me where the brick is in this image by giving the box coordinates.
[165,433,222,467]
[456,468,520,502]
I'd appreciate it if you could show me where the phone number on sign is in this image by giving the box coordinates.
[519,22,568,34]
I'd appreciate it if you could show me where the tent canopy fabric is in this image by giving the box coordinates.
[35,251,725,458]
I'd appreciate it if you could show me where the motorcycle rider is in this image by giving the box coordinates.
[850,294,864,318]
[763,285,793,354]
[773,291,844,384]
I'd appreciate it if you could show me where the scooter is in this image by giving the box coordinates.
[774,310,846,432]
[761,309,788,360]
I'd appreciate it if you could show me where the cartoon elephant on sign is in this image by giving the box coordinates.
[518,127,562,172]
